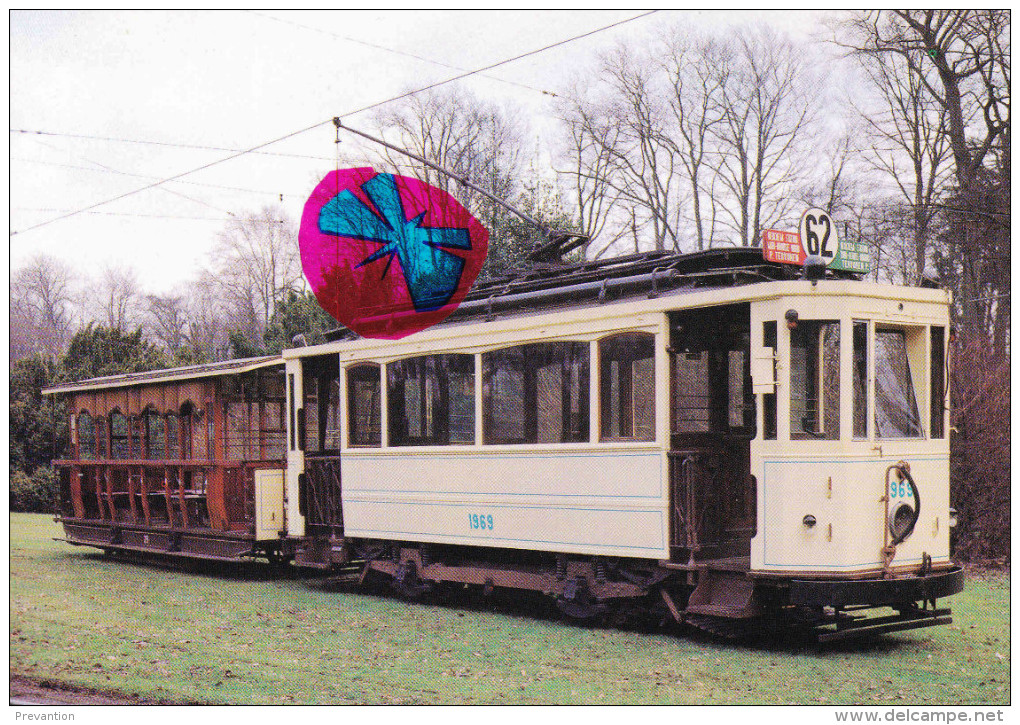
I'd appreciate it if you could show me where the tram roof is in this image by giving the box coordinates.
[316,247,857,343]
[43,249,943,393]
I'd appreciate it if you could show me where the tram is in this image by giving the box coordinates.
[46,248,964,640]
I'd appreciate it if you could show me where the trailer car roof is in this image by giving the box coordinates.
[42,354,283,395]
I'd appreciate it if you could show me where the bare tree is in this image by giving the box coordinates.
[845,36,953,284]
[374,89,524,218]
[597,44,681,252]
[711,27,815,246]
[660,29,731,249]
[373,87,532,275]
[838,10,1010,349]
[91,264,141,332]
[10,254,78,358]
[209,205,302,347]
[184,272,231,361]
[842,11,1009,195]
[555,80,629,258]
[800,133,859,218]
[145,292,189,354]
[556,26,816,255]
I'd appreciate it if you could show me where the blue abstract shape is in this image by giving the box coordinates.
[318,173,472,312]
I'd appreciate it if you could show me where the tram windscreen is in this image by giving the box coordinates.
[875,329,922,438]
[853,321,868,438]
[790,320,840,440]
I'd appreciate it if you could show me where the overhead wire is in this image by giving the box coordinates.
[10,10,657,238]
[11,119,330,236]
[11,156,302,199]
[18,136,237,216]
[335,11,657,119]
[246,10,560,98]
[13,207,257,223]
[9,128,334,161]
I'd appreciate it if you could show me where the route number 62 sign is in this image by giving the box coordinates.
[800,208,838,262]
[799,208,870,274]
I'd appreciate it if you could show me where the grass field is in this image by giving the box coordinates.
[9,513,1010,705]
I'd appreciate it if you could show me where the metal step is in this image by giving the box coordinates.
[686,571,760,619]
[816,608,953,642]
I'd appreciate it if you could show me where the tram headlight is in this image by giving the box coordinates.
[889,503,916,541]
[948,507,958,528]
[804,255,826,284]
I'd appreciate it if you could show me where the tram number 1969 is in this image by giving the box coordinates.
[469,513,494,531]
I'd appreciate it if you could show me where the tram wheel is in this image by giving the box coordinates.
[555,587,608,621]
[391,561,433,599]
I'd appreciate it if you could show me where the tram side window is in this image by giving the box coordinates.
[77,412,96,460]
[348,365,382,447]
[673,352,710,433]
[727,337,753,429]
[179,404,202,459]
[790,320,840,440]
[304,377,320,453]
[600,332,655,442]
[484,348,525,443]
[875,329,922,438]
[204,410,214,460]
[853,321,868,438]
[264,399,287,459]
[226,402,249,460]
[95,415,108,458]
[483,342,589,444]
[110,412,129,459]
[166,413,179,458]
[129,416,143,458]
[930,326,945,439]
[144,409,166,459]
[389,354,475,446]
[323,379,342,449]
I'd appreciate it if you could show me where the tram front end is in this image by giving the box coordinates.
[748,285,963,641]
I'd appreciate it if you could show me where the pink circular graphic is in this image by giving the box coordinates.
[299,168,489,340]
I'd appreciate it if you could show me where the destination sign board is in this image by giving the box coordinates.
[762,228,805,265]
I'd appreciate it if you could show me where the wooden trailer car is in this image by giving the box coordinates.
[46,356,291,562]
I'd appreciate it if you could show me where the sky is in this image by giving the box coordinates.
[10,9,840,295]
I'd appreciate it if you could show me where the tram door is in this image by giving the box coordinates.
[300,355,344,540]
[668,304,756,563]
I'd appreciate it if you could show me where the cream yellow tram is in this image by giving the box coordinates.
[283,249,963,640]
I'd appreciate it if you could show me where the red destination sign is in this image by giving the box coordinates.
[762,229,805,265]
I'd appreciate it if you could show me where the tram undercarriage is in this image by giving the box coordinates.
[290,529,962,642]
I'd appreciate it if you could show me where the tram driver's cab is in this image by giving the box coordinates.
[748,288,952,579]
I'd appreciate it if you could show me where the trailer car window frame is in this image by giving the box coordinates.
[76,411,96,460]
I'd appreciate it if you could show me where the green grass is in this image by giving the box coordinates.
[10,513,1010,705]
